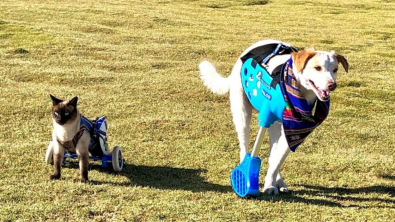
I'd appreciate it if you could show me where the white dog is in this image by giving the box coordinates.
[199,40,348,195]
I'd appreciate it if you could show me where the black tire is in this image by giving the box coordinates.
[111,146,123,172]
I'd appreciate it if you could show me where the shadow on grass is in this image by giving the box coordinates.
[381,174,395,180]
[68,161,395,207]
[254,184,395,208]
[88,162,232,193]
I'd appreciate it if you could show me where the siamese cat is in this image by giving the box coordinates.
[50,94,90,182]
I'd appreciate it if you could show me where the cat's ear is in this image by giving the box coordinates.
[50,94,63,105]
[68,96,78,107]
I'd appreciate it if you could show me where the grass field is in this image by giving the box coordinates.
[1,0,395,221]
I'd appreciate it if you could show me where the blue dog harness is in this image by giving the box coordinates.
[241,58,285,128]
[240,43,297,128]
[240,43,329,151]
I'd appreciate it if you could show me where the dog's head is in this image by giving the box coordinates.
[291,49,348,102]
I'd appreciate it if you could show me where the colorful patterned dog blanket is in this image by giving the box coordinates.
[280,59,330,151]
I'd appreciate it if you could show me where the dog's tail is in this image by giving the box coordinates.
[199,60,230,95]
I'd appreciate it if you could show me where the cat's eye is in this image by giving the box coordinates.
[54,112,59,117]
[65,112,69,116]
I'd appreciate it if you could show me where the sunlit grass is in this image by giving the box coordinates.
[1,0,395,221]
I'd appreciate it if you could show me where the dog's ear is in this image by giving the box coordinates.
[50,94,63,106]
[68,96,78,108]
[291,49,317,73]
[333,52,349,73]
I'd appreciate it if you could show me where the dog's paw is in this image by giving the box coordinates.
[262,185,279,195]
[276,179,289,193]
[50,174,60,180]
[279,186,288,193]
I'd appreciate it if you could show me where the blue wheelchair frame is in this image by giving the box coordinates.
[63,153,113,167]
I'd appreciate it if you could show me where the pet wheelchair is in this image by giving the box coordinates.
[45,115,124,172]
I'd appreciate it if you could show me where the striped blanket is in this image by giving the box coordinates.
[280,58,330,151]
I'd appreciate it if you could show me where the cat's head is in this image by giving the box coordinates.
[50,94,79,125]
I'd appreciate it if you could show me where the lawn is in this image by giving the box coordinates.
[0,0,395,221]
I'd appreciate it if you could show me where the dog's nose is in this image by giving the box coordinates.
[328,82,337,91]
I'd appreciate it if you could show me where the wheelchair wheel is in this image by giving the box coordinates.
[45,141,54,165]
[111,146,123,172]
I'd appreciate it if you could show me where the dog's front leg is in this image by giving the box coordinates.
[50,140,64,180]
[76,133,90,182]
[263,126,290,195]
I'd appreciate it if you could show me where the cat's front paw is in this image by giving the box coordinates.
[50,174,61,180]
[80,177,89,183]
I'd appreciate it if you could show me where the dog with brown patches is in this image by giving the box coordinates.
[49,94,90,182]
[199,40,348,195]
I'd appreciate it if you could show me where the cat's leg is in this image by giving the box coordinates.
[50,138,64,180]
[76,133,90,182]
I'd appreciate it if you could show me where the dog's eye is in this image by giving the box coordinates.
[333,68,338,73]
[314,66,322,71]
[65,112,69,116]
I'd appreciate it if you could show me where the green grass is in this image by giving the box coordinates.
[1,0,395,221]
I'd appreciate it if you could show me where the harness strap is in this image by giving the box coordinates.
[240,43,297,64]
[240,43,297,88]
[56,124,90,152]
[270,64,283,88]
[262,43,283,64]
